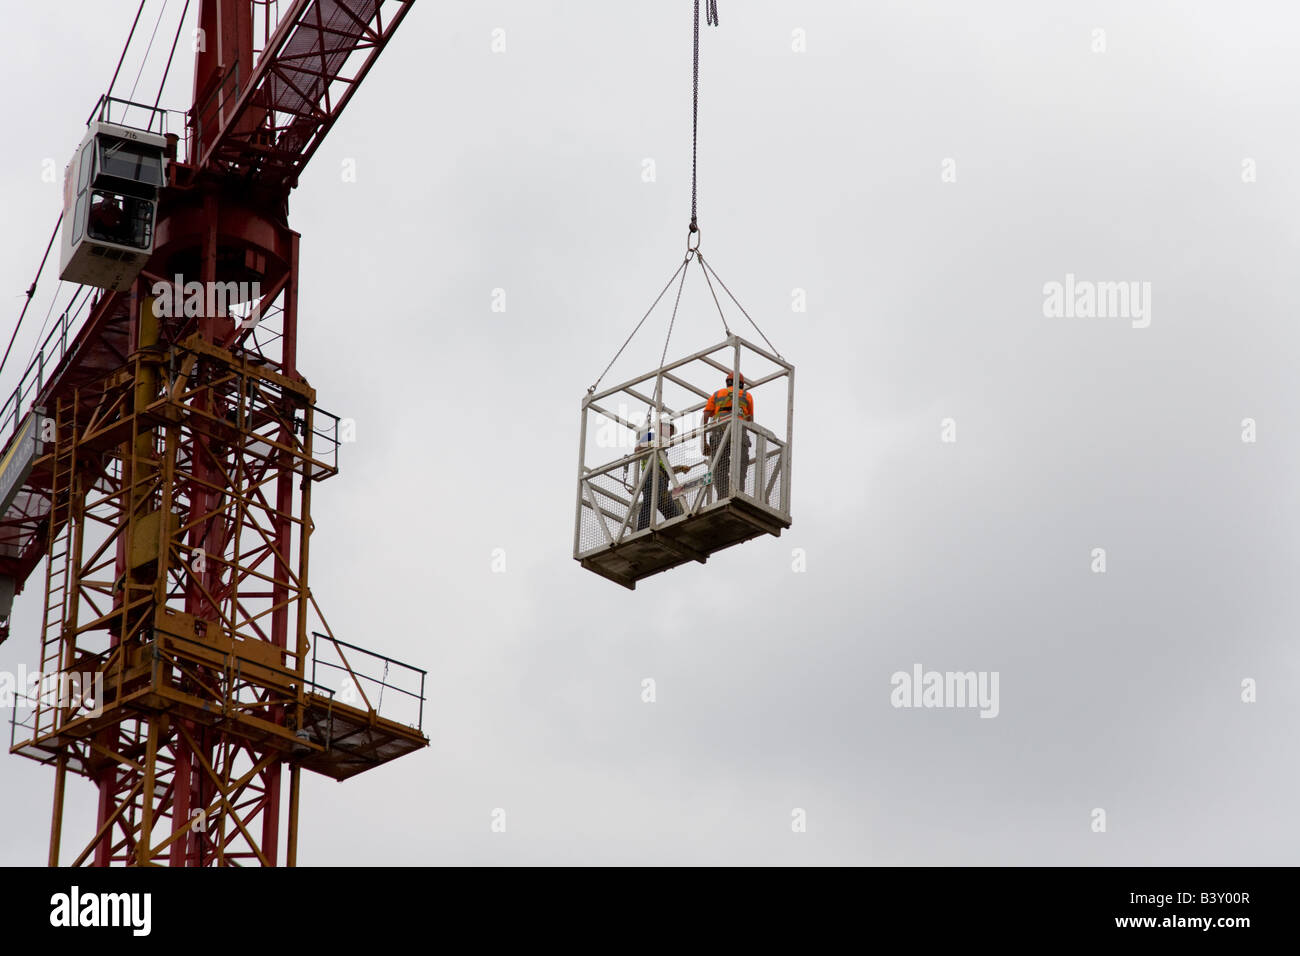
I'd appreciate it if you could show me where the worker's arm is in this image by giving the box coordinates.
[699,408,714,456]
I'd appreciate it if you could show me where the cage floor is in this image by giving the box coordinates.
[578,497,790,589]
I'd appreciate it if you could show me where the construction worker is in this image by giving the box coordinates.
[635,420,691,531]
[87,192,128,245]
[701,372,753,499]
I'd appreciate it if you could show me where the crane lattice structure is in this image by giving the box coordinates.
[0,0,424,867]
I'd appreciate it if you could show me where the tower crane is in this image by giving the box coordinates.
[0,0,424,867]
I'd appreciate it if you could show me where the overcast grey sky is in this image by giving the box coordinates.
[2,0,1299,865]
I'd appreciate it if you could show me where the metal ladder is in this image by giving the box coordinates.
[31,397,78,742]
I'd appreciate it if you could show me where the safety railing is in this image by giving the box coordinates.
[86,94,176,138]
[191,59,241,165]
[309,408,341,478]
[7,667,104,752]
[7,628,348,752]
[736,420,790,515]
[0,306,80,452]
[310,632,426,733]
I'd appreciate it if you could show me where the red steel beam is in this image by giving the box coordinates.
[196,0,414,190]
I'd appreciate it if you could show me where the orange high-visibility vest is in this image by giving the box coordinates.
[705,386,753,421]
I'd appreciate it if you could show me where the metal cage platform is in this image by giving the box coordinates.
[575,335,793,588]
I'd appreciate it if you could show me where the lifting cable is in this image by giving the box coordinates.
[696,254,730,338]
[588,2,719,396]
[665,0,718,373]
[689,0,719,239]
[3,0,155,388]
[588,0,782,393]
[107,1,149,101]
[656,254,692,392]
[152,0,193,126]
[699,254,783,360]
[128,0,172,104]
[0,215,64,383]
[588,258,690,395]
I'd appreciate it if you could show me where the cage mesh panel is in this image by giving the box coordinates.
[737,423,787,513]
[696,421,728,509]
[578,455,646,555]
[643,434,695,530]
[770,466,784,511]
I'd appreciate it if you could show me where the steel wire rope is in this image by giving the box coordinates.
[127,0,172,105]
[152,0,194,128]
[0,216,64,383]
[3,0,153,386]
[587,258,690,395]
[700,256,782,359]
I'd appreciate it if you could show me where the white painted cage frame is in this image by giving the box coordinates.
[574,333,794,571]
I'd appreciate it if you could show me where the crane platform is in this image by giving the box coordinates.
[575,335,794,588]
[9,608,426,784]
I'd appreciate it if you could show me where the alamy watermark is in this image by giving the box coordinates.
[151,275,263,329]
[890,663,999,718]
[50,887,150,936]
[0,666,104,719]
[1043,273,1151,328]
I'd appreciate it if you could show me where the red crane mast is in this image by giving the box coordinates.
[0,0,423,867]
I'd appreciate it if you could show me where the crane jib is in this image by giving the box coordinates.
[196,0,414,189]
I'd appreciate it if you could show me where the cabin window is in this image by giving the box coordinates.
[73,193,86,245]
[72,142,94,244]
[96,137,164,187]
[86,191,153,249]
[77,141,94,193]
